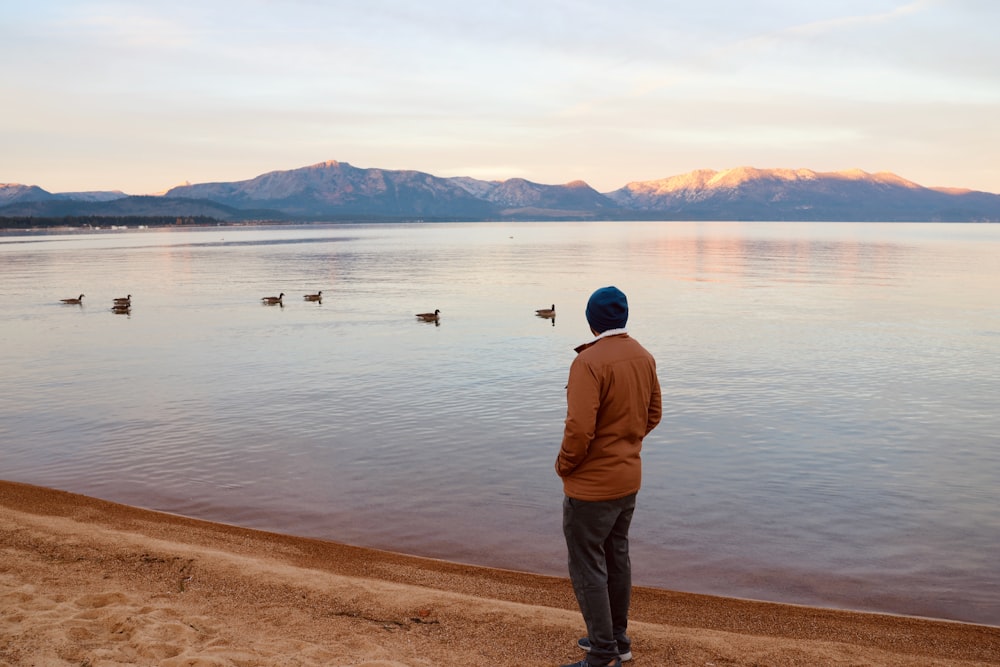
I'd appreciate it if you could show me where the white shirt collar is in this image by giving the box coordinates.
[575,327,628,351]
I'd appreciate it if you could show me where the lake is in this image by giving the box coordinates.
[1,221,998,626]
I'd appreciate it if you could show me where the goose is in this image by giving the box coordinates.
[262,292,284,304]
[535,304,556,318]
[60,294,85,304]
[303,291,323,301]
[113,294,132,305]
[416,309,441,322]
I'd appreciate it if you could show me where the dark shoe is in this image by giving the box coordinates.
[577,637,633,662]
[560,659,621,667]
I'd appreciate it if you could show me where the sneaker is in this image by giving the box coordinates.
[577,637,633,662]
[560,659,622,667]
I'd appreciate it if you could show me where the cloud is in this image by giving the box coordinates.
[758,0,933,41]
[2,1,997,195]
[66,9,194,50]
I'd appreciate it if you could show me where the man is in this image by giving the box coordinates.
[556,286,662,667]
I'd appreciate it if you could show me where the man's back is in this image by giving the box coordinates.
[556,285,662,667]
[557,333,662,501]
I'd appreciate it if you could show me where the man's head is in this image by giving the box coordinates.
[585,286,628,334]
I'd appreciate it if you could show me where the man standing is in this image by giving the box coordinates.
[556,286,662,667]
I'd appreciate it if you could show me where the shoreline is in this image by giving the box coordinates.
[2,479,998,666]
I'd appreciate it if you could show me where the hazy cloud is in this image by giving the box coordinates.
[1,0,997,194]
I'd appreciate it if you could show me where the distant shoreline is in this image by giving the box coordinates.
[2,217,997,234]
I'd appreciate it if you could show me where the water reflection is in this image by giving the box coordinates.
[535,304,556,326]
[415,309,441,323]
[1,221,998,625]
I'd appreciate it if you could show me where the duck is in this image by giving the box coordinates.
[262,292,284,305]
[60,294,85,304]
[113,294,132,305]
[303,291,323,301]
[416,309,441,322]
[535,304,556,318]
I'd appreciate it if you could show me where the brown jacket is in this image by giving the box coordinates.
[556,332,662,501]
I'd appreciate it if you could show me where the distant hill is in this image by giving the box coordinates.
[0,184,55,206]
[605,167,1000,221]
[448,177,619,219]
[164,161,495,219]
[3,163,1000,222]
[0,184,128,205]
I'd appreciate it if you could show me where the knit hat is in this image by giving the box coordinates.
[585,286,628,333]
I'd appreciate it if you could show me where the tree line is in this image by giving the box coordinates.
[0,215,224,229]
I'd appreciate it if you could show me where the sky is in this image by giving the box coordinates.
[3,0,999,195]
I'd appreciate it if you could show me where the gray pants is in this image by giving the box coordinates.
[563,493,636,665]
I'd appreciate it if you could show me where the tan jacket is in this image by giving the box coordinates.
[556,332,662,501]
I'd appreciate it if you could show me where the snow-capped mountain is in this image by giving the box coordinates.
[604,167,1000,221]
[3,163,999,222]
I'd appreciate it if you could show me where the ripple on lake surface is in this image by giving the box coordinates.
[2,221,999,625]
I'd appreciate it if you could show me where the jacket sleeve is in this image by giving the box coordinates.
[646,366,662,435]
[555,356,600,477]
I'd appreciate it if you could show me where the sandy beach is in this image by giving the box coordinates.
[2,480,998,666]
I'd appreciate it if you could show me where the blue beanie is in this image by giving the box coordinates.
[586,286,628,333]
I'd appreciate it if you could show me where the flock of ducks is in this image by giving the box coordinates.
[413,304,556,324]
[62,292,556,324]
[260,291,322,305]
[112,294,132,314]
[59,293,132,314]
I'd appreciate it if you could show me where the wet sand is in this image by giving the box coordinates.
[2,480,998,666]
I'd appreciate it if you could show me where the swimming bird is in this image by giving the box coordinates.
[113,294,131,305]
[262,292,284,305]
[535,304,556,318]
[60,294,85,304]
[416,309,440,322]
[303,291,323,301]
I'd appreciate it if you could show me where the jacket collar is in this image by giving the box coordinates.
[574,327,629,353]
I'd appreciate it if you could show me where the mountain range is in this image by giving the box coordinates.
[3,161,999,222]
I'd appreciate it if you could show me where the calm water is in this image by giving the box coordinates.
[2,221,998,626]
